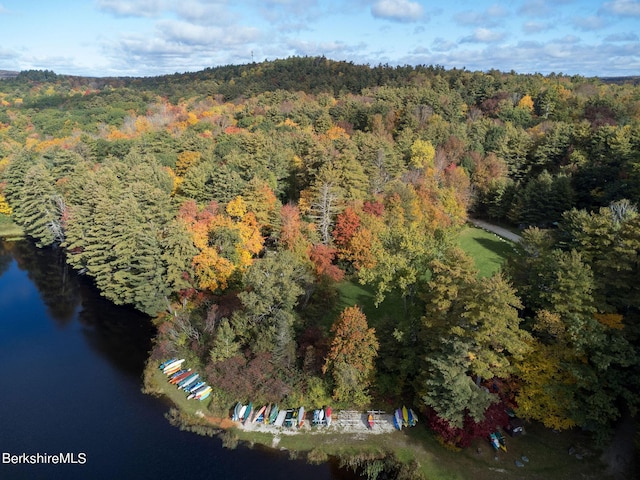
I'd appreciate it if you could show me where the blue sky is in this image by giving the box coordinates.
[1,0,639,77]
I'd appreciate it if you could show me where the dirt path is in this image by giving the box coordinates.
[469,218,522,243]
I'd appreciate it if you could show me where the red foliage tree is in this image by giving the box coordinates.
[425,401,510,448]
[332,206,361,248]
[308,243,344,282]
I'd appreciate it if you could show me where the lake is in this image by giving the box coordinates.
[0,240,351,480]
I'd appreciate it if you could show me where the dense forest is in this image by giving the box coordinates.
[1,57,639,449]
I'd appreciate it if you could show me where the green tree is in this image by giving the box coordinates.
[14,163,64,246]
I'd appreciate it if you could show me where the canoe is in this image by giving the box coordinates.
[164,362,185,376]
[243,402,253,423]
[253,405,266,423]
[190,385,211,400]
[274,409,287,427]
[490,433,500,451]
[318,408,325,423]
[169,368,188,378]
[195,386,212,400]
[190,383,208,395]
[402,406,409,427]
[188,381,207,393]
[178,373,199,389]
[394,409,402,430]
[168,369,188,381]
[368,413,374,429]
[177,372,198,387]
[162,359,185,373]
[298,406,305,427]
[263,404,272,424]
[325,406,332,427]
[198,388,212,401]
[169,369,192,384]
[237,405,247,422]
[408,408,418,426]
[269,404,279,424]
[233,402,242,421]
[495,431,507,452]
[159,358,177,369]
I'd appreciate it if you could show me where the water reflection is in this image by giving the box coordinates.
[0,240,353,480]
[4,240,81,325]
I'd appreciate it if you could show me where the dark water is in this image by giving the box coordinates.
[0,241,349,480]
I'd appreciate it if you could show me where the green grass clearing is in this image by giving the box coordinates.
[457,226,515,277]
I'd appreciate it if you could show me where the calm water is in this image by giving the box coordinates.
[0,241,349,480]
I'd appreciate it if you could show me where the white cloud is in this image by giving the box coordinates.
[173,1,235,26]
[461,28,506,43]
[96,0,164,18]
[518,0,554,18]
[522,21,552,33]
[604,32,639,41]
[453,4,508,27]
[602,0,640,16]
[159,20,261,47]
[431,38,456,52]
[572,15,608,31]
[286,39,364,57]
[371,0,424,23]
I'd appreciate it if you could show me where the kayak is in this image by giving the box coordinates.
[394,409,402,430]
[253,405,266,423]
[298,406,305,427]
[408,408,418,427]
[269,404,279,424]
[368,413,374,429]
[159,358,177,369]
[233,402,242,421]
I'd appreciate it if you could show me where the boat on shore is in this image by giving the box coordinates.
[243,402,253,424]
[394,409,402,430]
[178,373,199,389]
[269,404,279,424]
[159,359,177,370]
[162,359,185,373]
[232,402,242,421]
[253,405,266,423]
[198,388,212,401]
[169,370,192,384]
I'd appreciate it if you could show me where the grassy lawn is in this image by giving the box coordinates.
[0,215,24,240]
[148,224,610,479]
[457,226,515,277]
[225,417,606,480]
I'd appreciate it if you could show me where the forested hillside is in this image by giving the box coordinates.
[1,57,638,448]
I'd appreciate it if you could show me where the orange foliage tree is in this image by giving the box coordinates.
[323,305,379,406]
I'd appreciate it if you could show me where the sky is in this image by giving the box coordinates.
[0,0,639,78]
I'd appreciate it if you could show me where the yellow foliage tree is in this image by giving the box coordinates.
[410,139,436,169]
[515,339,577,430]
[0,193,12,216]
[175,151,201,177]
[517,94,534,112]
[186,203,264,292]
[594,312,624,330]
